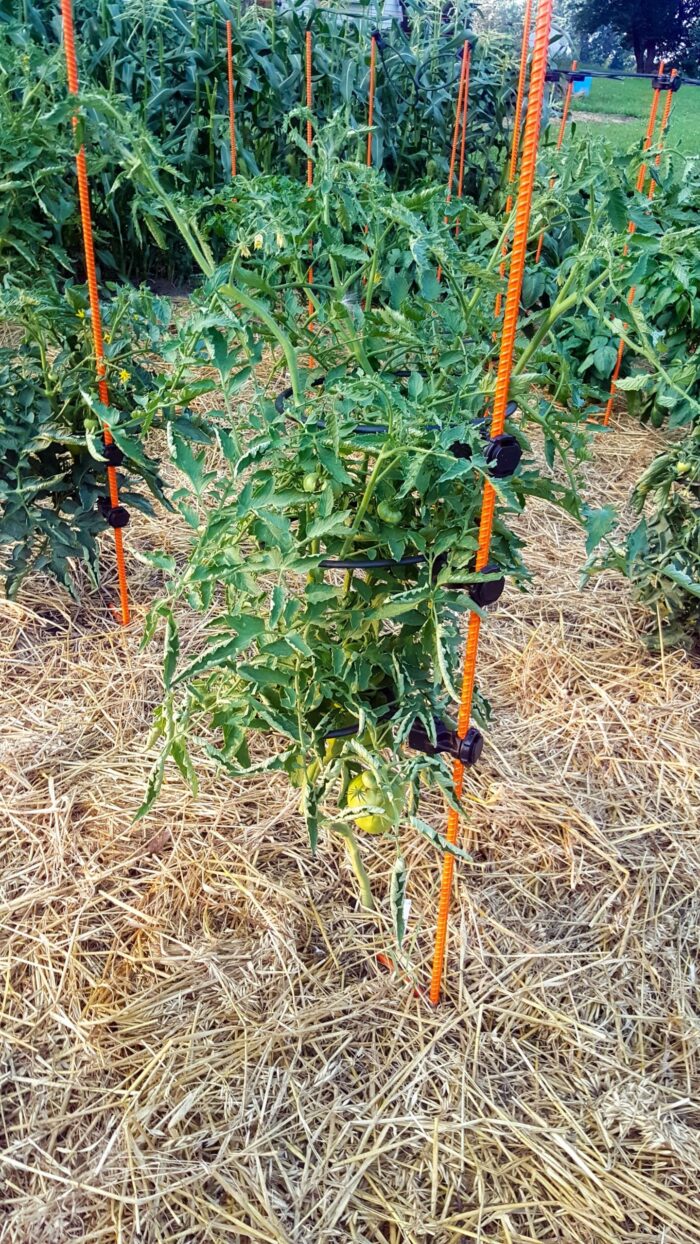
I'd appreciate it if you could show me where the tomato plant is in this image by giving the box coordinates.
[588,430,700,651]
[0,281,212,596]
[131,133,624,908]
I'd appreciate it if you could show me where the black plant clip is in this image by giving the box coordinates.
[432,555,506,606]
[409,716,484,766]
[651,73,682,92]
[545,68,561,83]
[566,70,587,83]
[485,433,522,479]
[98,498,130,529]
[101,441,125,468]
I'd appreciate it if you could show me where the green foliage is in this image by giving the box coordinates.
[597,434,700,649]
[132,141,620,895]
[0,25,76,280]
[0,1,516,280]
[537,140,700,425]
[0,281,211,596]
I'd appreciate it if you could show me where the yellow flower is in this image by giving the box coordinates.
[373,272,382,284]
[76,308,86,319]
[276,231,285,249]
[253,233,264,251]
[104,332,111,343]
[119,369,131,383]
[240,244,251,258]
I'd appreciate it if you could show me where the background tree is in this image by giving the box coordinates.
[572,0,700,71]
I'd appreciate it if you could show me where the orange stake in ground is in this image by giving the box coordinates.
[454,43,471,237]
[495,0,534,318]
[305,29,315,351]
[535,59,577,263]
[366,34,377,167]
[61,0,130,625]
[429,0,554,1007]
[602,65,671,427]
[226,20,237,178]
[437,42,469,282]
[648,69,677,202]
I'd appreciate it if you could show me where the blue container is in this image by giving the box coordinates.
[573,75,592,97]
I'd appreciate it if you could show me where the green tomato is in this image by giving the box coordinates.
[346,772,392,835]
[377,499,402,525]
[303,472,320,493]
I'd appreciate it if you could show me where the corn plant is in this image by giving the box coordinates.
[2,0,518,280]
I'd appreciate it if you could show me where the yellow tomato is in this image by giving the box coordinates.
[346,772,392,835]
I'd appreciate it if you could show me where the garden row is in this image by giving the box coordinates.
[0,4,698,933]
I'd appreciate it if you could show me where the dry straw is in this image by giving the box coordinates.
[1,397,699,1240]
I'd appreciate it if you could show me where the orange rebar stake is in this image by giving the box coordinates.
[428,0,554,1007]
[534,59,577,263]
[61,0,130,625]
[647,68,677,202]
[436,42,469,282]
[305,30,314,334]
[366,33,377,167]
[454,43,471,237]
[495,0,534,318]
[602,64,670,427]
[226,20,237,178]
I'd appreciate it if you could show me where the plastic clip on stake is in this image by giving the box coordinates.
[60,0,130,625]
[429,0,555,1007]
[651,72,682,91]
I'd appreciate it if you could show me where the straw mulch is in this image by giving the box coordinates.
[1,414,699,1244]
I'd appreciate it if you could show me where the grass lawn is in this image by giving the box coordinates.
[568,70,700,154]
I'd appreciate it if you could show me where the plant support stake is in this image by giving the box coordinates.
[429,0,554,1007]
[226,20,237,178]
[535,59,577,263]
[495,0,534,318]
[437,42,469,282]
[366,33,377,167]
[454,43,471,238]
[61,0,130,625]
[305,29,315,343]
[602,64,670,427]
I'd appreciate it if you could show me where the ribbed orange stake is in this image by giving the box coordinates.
[61,0,130,625]
[602,64,667,427]
[429,0,554,1007]
[454,43,471,237]
[366,34,377,167]
[437,43,468,282]
[495,0,534,318]
[305,29,315,350]
[226,20,237,178]
[535,59,577,263]
[647,67,677,203]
